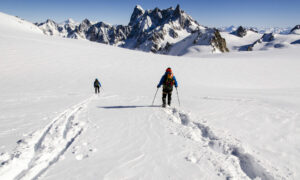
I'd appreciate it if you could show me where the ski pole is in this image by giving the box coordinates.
[99,87,103,95]
[152,88,159,106]
[176,87,181,106]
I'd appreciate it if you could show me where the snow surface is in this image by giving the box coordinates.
[1,12,300,180]
[220,31,262,51]
[291,29,300,35]
[169,29,220,56]
[0,12,42,35]
[221,31,300,52]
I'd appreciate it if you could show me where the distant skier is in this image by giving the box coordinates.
[94,78,101,94]
[157,67,178,107]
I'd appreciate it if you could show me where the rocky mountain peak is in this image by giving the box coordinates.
[37,5,228,55]
[261,33,275,42]
[290,25,300,34]
[149,7,163,21]
[245,33,275,51]
[43,19,57,25]
[232,26,247,37]
[64,18,75,24]
[174,4,182,17]
[36,19,60,35]
[95,21,111,28]
[129,5,145,26]
[211,29,229,52]
[81,19,92,26]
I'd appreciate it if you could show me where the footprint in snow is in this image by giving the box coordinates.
[75,154,89,160]
[71,143,97,160]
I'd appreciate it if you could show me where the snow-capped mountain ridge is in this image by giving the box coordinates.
[36,5,229,55]
[219,25,292,35]
[5,5,297,56]
[217,25,300,52]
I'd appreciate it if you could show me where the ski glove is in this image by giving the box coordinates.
[157,85,160,88]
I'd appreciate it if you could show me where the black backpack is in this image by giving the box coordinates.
[94,80,99,87]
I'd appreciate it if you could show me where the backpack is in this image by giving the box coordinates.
[163,74,174,91]
[94,80,99,87]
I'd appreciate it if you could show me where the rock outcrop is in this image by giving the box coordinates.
[231,26,247,37]
[246,33,275,51]
[290,25,300,34]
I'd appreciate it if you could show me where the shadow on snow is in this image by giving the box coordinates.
[98,105,161,109]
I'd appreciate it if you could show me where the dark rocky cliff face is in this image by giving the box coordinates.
[211,30,229,52]
[128,5,145,26]
[231,26,247,37]
[245,33,275,51]
[191,28,229,53]
[37,5,229,55]
[125,5,202,52]
[290,25,300,34]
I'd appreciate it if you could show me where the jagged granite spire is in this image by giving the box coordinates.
[174,4,181,17]
[129,5,145,26]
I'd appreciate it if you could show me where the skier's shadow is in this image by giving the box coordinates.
[98,105,161,109]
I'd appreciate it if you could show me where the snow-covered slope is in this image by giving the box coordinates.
[247,33,300,51]
[0,12,42,34]
[221,30,262,51]
[168,28,228,56]
[220,26,300,52]
[1,11,300,180]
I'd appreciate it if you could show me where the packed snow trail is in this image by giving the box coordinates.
[36,95,291,180]
[40,95,223,180]
[0,93,295,180]
[0,96,94,180]
[163,107,280,180]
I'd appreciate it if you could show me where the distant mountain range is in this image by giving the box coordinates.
[35,5,230,55]
[218,25,292,35]
[19,5,300,56]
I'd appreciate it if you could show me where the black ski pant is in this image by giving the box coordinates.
[162,90,172,106]
[95,86,100,94]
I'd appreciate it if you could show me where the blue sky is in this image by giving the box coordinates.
[0,0,299,28]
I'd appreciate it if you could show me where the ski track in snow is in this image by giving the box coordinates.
[0,96,94,180]
[0,94,296,179]
[162,105,291,180]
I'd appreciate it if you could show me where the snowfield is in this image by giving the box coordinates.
[0,12,300,180]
